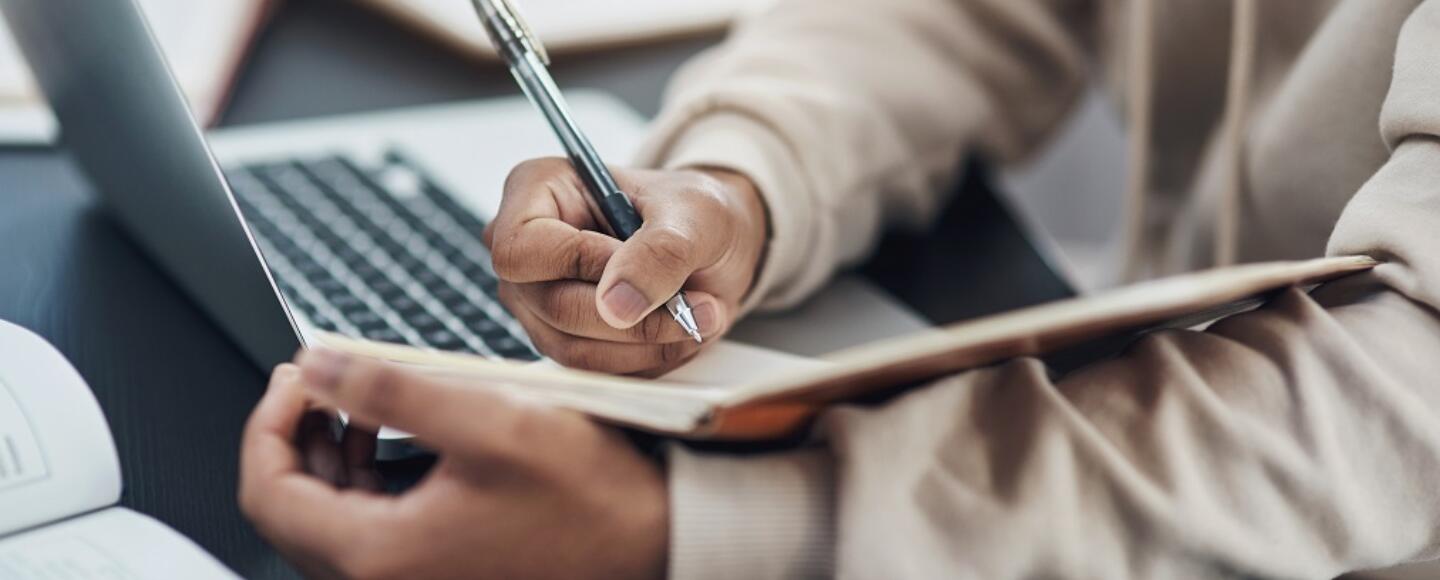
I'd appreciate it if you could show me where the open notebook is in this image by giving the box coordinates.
[319,256,1378,442]
[0,0,269,142]
[0,322,236,578]
[358,0,774,59]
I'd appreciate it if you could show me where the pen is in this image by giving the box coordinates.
[470,0,703,344]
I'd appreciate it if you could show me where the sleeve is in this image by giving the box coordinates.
[665,4,1440,578]
[634,0,1097,311]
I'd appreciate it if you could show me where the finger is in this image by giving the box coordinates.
[594,198,732,329]
[492,222,621,284]
[341,421,382,492]
[239,365,391,558]
[507,293,705,374]
[489,158,622,283]
[298,411,347,486]
[242,365,310,484]
[296,348,532,453]
[514,280,725,343]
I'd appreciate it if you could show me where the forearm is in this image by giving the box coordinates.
[637,0,1094,310]
[668,279,1440,579]
[665,38,1440,574]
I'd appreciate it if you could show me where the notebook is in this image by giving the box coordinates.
[318,256,1378,442]
[0,321,237,578]
[357,0,773,59]
[0,0,269,143]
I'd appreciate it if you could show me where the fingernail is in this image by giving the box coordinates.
[299,349,348,391]
[602,282,650,325]
[694,302,720,336]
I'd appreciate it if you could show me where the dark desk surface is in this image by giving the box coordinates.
[0,1,1071,577]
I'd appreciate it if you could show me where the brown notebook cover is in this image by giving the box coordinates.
[318,256,1378,441]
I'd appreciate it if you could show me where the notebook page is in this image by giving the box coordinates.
[0,508,238,579]
[660,341,829,389]
[0,325,120,538]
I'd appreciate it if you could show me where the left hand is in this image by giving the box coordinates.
[239,352,669,580]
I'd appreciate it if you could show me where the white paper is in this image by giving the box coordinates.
[728,275,934,358]
[660,341,829,389]
[0,379,48,493]
[0,322,120,538]
[0,508,238,579]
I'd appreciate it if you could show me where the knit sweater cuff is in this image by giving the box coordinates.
[666,445,836,580]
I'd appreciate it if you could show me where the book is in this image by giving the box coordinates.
[356,0,774,60]
[0,322,238,579]
[0,0,270,143]
[318,256,1378,442]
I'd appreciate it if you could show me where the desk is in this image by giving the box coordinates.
[0,1,1071,577]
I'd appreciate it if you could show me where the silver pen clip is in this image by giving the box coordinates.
[472,0,551,65]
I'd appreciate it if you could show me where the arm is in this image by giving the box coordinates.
[485,0,1095,374]
[638,0,1097,309]
[667,3,1440,578]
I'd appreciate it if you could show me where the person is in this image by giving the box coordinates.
[239,0,1440,578]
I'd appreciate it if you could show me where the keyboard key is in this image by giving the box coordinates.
[329,294,364,310]
[466,317,503,335]
[405,312,441,330]
[345,310,385,327]
[232,151,540,360]
[309,315,337,332]
[389,296,420,313]
[423,330,464,350]
[363,328,406,344]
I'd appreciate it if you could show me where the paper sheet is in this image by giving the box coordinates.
[0,508,238,579]
[0,378,47,493]
[0,324,120,539]
[660,341,829,389]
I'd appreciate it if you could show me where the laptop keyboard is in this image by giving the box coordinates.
[225,149,541,361]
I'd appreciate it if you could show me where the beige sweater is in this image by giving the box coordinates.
[637,0,1440,578]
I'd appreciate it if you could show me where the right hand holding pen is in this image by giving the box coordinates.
[484,158,769,375]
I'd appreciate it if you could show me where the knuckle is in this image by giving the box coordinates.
[495,281,522,311]
[546,338,586,368]
[346,365,403,421]
[640,225,694,272]
[525,329,562,361]
[490,237,525,280]
[555,232,585,281]
[689,176,731,209]
[539,284,588,331]
[505,157,566,192]
[659,341,690,366]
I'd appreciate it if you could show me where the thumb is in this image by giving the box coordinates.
[596,222,718,329]
[295,349,524,453]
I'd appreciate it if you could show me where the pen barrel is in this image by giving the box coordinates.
[597,193,643,241]
[505,52,641,240]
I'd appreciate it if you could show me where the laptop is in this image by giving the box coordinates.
[0,0,662,373]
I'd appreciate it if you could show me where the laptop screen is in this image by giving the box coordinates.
[0,0,302,368]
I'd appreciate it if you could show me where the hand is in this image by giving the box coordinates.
[239,352,669,580]
[484,159,769,375]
